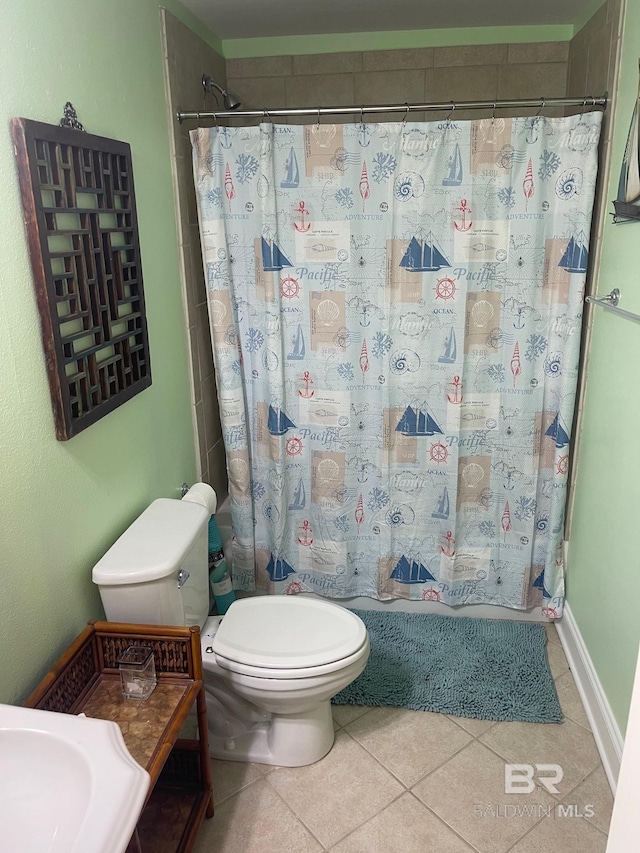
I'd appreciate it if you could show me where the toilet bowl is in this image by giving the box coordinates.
[92,488,370,767]
[202,597,369,765]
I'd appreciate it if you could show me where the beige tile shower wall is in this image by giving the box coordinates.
[226,42,569,122]
[564,0,624,536]
[161,9,228,501]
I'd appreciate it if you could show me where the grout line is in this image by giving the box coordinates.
[261,772,329,850]
[342,714,474,790]
[405,790,482,852]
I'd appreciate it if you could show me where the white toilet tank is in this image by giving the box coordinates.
[92,498,210,629]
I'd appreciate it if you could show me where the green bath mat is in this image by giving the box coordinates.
[333,610,562,723]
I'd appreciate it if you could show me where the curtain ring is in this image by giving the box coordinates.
[213,109,219,128]
[491,101,497,124]
[446,102,456,126]
[581,97,587,115]
[360,104,364,124]
[263,108,272,125]
[403,103,410,124]
[316,106,321,128]
[536,98,545,117]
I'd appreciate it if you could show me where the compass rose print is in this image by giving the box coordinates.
[429,442,449,464]
[286,436,303,456]
[435,276,456,300]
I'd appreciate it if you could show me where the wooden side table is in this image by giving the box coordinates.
[24,621,213,853]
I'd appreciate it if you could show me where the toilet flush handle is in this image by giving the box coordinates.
[177,569,190,589]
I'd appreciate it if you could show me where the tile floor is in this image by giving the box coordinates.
[194,624,614,853]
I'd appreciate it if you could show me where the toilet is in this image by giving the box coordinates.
[92,493,370,767]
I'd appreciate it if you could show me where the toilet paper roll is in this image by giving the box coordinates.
[181,482,217,515]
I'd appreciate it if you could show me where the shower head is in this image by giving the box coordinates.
[202,74,242,110]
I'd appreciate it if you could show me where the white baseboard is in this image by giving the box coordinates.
[556,603,623,794]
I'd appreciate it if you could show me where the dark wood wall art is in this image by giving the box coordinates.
[11,118,151,440]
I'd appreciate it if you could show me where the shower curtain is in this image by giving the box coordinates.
[191,112,602,617]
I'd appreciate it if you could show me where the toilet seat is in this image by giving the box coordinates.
[212,596,367,675]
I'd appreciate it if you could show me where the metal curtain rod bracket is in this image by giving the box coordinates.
[585,289,640,324]
[176,93,607,123]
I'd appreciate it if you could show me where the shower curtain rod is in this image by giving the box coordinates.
[176,93,607,123]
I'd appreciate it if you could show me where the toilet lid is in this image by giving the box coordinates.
[212,597,367,669]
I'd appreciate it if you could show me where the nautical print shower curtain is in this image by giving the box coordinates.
[191,112,601,617]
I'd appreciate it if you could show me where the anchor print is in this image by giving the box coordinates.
[224,162,235,209]
[441,530,456,557]
[357,123,371,147]
[360,303,371,327]
[447,375,463,404]
[298,520,314,546]
[454,198,473,232]
[359,162,370,212]
[294,200,311,232]
[513,307,526,329]
[299,370,315,398]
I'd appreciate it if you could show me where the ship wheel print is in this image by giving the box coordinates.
[429,441,449,464]
[421,588,441,601]
[435,276,456,300]
[557,455,569,475]
[542,605,559,620]
[285,581,303,595]
[281,276,300,298]
[286,436,303,456]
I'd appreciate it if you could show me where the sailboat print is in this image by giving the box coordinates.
[281,147,300,188]
[442,144,463,186]
[265,554,296,582]
[432,486,450,519]
[287,324,306,360]
[261,237,292,271]
[438,327,457,364]
[400,233,450,272]
[613,62,640,221]
[288,477,306,511]
[396,405,443,437]
[545,414,570,449]
[267,405,296,436]
[391,555,436,584]
[558,232,588,274]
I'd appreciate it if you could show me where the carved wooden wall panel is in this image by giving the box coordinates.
[12,118,151,439]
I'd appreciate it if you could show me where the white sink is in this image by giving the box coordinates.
[0,703,150,853]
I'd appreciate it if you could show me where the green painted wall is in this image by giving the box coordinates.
[222,25,574,58]
[568,0,640,735]
[0,0,214,703]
